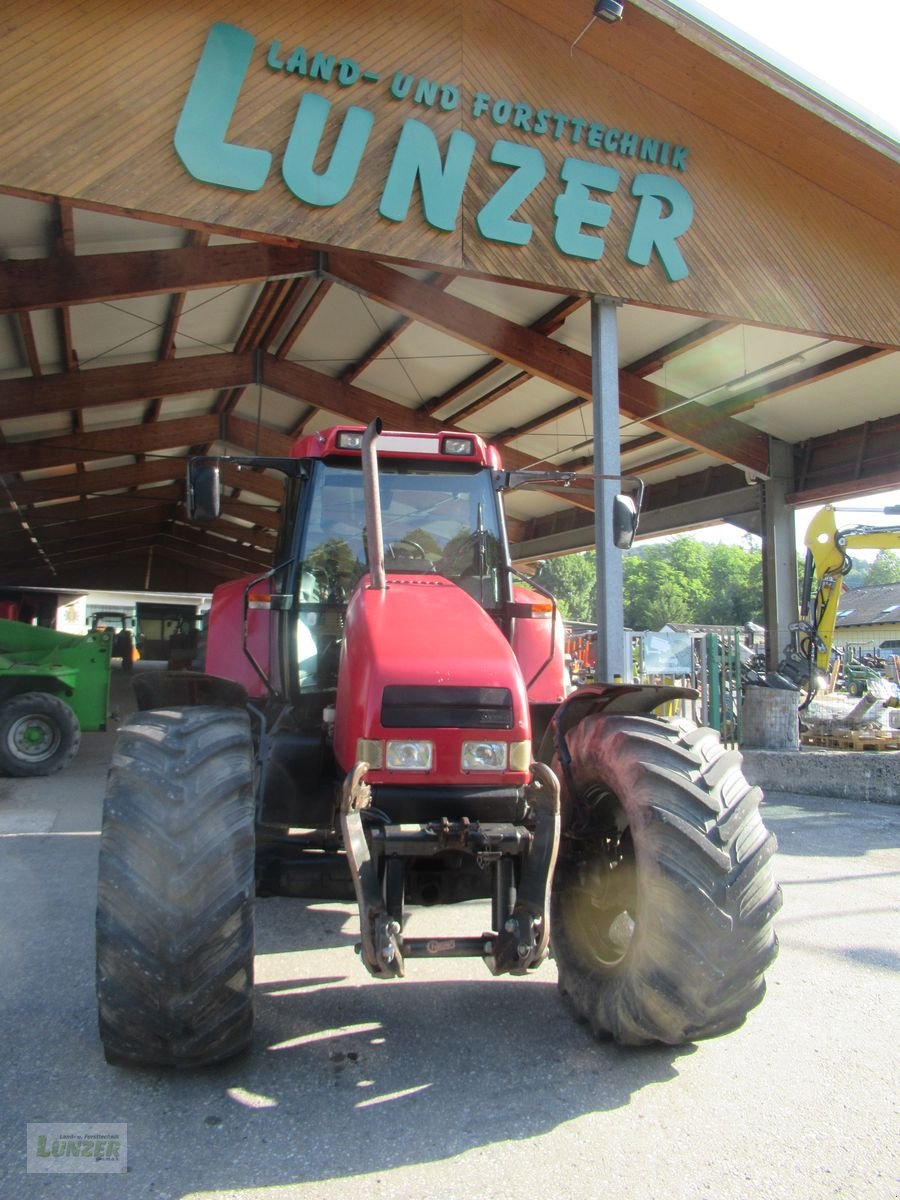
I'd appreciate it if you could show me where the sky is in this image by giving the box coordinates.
[669,0,900,134]
[657,1,900,554]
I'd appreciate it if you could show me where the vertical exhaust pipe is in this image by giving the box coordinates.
[362,418,386,590]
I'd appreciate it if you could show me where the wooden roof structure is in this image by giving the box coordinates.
[0,0,897,591]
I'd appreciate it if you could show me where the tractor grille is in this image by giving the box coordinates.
[380,685,513,729]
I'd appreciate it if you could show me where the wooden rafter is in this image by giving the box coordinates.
[14,312,41,375]
[260,354,596,511]
[326,255,771,475]
[419,293,587,419]
[0,243,317,313]
[709,345,891,417]
[625,320,737,377]
[342,272,453,386]
[276,278,333,361]
[0,353,254,420]
[0,415,220,474]
[142,228,211,425]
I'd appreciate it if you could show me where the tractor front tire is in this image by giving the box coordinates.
[0,691,80,777]
[96,706,256,1067]
[551,714,781,1045]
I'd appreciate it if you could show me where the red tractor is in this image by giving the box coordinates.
[95,421,780,1066]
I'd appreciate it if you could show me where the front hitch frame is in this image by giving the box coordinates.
[340,762,405,979]
[340,761,561,980]
[484,762,560,976]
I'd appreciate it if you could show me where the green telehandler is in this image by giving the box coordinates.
[0,618,113,776]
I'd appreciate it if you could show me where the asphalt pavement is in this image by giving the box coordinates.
[0,670,897,1200]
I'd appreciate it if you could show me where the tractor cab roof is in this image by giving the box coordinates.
[290,426,502,470]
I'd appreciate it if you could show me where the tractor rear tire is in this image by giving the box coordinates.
[96,706,256,1067]
[0,691,80,777]
[551,714,781,1045]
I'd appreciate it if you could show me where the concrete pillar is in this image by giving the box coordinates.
[591,296,626,681]
[761,437,798,671]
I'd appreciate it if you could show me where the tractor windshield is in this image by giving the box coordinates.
[294,460,507,688]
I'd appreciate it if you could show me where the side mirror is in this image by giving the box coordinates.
[613,493,638,550]
[186,459,221,522]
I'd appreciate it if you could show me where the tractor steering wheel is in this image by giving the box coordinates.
[385,538,428,561]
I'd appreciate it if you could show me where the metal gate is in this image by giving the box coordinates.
[629,628,745,747]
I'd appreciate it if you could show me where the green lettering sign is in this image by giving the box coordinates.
[626,174,693,282]
[476,141,545,246]
[173,22,696,279]
[380,120,476,232]
[174,23,270,191]
[553,159,620,260]
[282,93,373,206]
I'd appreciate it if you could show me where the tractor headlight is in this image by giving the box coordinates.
[461,740,508,771]
[441,436,474,456]
[385,740,433,771]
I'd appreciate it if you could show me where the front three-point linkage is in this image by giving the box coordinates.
[340,761,561,979]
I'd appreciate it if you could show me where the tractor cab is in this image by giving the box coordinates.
[288,439,509,692]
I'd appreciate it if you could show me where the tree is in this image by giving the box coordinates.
[624,556,693,628]
[535,537,765,631]
[863,550,900,587]
[534,553,596,621]
[702,543,764,625]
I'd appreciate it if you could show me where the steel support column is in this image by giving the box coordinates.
[761,437,798,671]
[592,297,625,681]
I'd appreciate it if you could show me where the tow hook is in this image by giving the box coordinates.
[340,762,404,979]
[484,762,560,976]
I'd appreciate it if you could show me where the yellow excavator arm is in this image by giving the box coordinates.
[803,507,900,673]
[777,506,900,702]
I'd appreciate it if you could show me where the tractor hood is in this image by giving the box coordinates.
[332,576,531,787]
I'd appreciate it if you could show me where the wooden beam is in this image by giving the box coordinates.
[711,345,891,417]
[786,469,900,507]
[0,244,317,313]
[218,461,284,503]
[39,534,157,569]
[420,294,587,417]
[4,456,282,509]
[4,458,186,504]
[153,542,251,581]
[0,415,220,474]
[625,320,736,377]
[341,272,452,384]
[0,353,253,420]
[264,354,442,435]
[261,354,536,473]
[225,415,294,456]
[34,508,175,544]
[162,527,270,565]
[0,487,185,535]
[14,312,42,375]
[171,515,277,553]
[494,395,587,442]
[327,256,770,475]
[260,354,594,511]
[277,279,333,360]
[218,498,281,531]
[515,463,752,552]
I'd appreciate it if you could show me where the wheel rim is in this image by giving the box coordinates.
[7,713,61,763]
[560,788,637,969]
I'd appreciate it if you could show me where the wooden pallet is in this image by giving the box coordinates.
[801,731,900,751]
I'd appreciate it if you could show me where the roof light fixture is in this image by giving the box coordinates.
[570,0,624,53]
